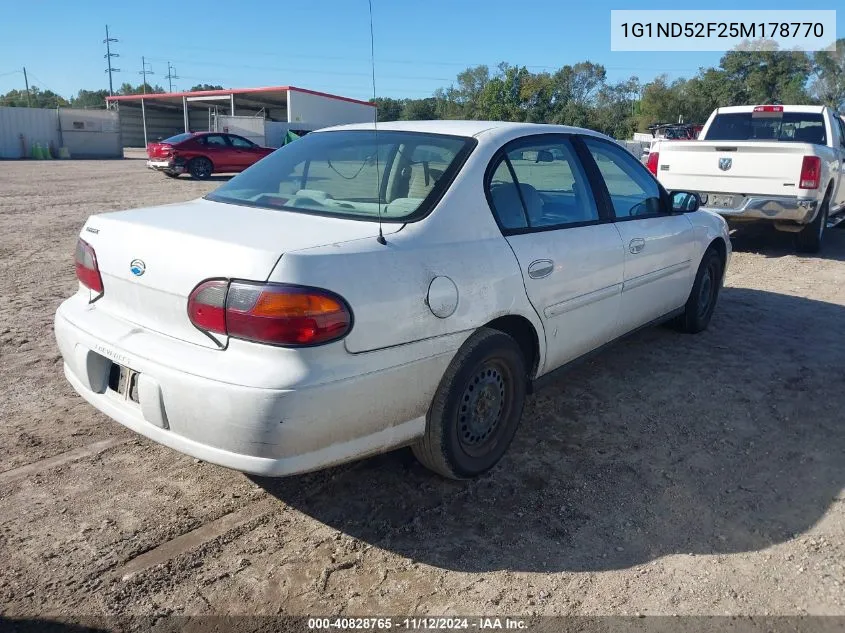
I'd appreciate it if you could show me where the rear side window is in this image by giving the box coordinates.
[706,112,827,144]
[486,137,598,232]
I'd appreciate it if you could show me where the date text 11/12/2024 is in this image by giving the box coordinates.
[307,617,529,630]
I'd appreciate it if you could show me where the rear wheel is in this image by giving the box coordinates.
[188,157,213,179]
[672,247,723,334]
[412,328,527,479]
[795,192,829,254]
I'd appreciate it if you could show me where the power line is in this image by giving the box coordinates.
[145,44,702,73]
[144,55,455,82]
[24,70,65,107]
[103,25,120,96]
[139,56,154,93]
[164,62,179,92]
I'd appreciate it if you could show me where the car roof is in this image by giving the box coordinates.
[317,119,609,141]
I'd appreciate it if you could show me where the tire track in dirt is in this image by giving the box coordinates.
[0,438,124,484]
[113,498,279,580]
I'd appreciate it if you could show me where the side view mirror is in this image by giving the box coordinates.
[670,191,700,213]
[536,149,554,163]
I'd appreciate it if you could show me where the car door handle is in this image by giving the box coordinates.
[629,238,645,254]
[527,259,554,279]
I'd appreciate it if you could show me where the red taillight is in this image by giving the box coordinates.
[799,156,821,190]
[753,105,784,113]
[74,238,103,296]
[187,280,352,347]
[646,150,659,176]
[187,280,228,334]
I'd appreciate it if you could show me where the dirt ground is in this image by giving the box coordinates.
[1,156,844,626]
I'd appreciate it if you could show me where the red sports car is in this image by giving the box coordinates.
[146,132,275,179]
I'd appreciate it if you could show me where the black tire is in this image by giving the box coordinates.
[673,247,723,334]
[188,157,213,180]
[412,328,527,479]
[795,191,830,254]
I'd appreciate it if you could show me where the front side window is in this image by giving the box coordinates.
[206,130,475,221]
[487,137,598,231]
[582,137,662,219]
[203,134,229,147]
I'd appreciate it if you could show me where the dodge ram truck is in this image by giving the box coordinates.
[649,105,845,252]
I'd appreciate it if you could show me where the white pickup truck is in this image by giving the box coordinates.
[650,105,845,252]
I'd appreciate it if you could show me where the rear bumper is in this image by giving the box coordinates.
[146,159,185,174]
[54,295,458,476]
[699,193,819,225]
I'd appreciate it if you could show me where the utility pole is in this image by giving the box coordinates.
[103,25,120,96]
[165,62,179,92]
[22,67,31,107]
[139,57,154,94]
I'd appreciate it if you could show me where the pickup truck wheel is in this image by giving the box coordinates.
[673,248,723,334]
[795,194,829,254]
[188,157,213,180]
[412,328,527,479]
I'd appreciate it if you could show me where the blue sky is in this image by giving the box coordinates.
[0,1,841,102]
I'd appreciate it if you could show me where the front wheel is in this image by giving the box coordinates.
[188,157,213,180]
[672,247,723,334]
[412,328,527,479]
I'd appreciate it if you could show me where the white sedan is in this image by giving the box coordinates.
[55,121,730,479]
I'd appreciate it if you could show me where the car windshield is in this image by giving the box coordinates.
[205,130,475,221]
[706,112,827,144]
[162,132,194,144]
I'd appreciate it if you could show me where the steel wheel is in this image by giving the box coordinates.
[458,360,513,457]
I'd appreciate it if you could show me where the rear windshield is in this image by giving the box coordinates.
[162,132,194,144]
[705,112,827,144]
[205,130,475,221]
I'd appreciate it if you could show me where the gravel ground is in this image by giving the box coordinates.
[1,157,844,626]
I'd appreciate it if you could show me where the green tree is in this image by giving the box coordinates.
[0,86,69,108]
[70,89,110,108]
[373,97,404,121]
[812,38,845,110]
[718,44,812,105]
[401,97,438,120]
[118,82,165,95]
[190,83,224,91]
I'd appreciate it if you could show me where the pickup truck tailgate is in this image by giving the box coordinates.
[658,141,814,195]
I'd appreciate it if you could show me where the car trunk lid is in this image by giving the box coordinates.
[82,198,400,349]
[147,142,175,160]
